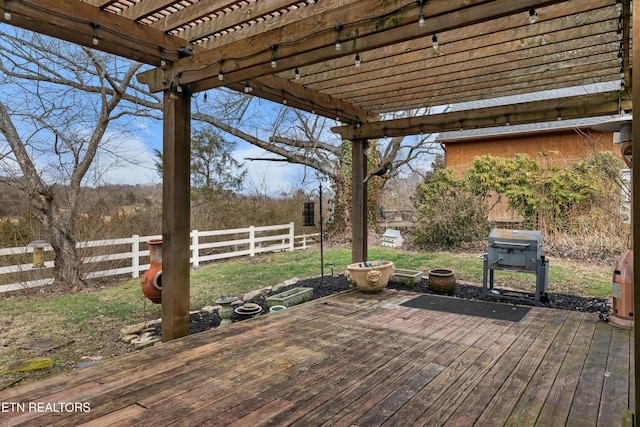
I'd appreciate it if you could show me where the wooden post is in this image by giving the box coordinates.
[633,0,640,419]
[191,230,199,269]
[161,88,191,342]
[352,139,368,263]
[131,235,139,278]
[289,222,295,251]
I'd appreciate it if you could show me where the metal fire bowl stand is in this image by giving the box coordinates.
[481,229,550,306]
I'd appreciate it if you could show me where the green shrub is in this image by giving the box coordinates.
[412,188,490,249]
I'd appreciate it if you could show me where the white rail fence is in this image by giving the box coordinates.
[0,223,320,293]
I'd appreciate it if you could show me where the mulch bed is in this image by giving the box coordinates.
[184,274,608,335]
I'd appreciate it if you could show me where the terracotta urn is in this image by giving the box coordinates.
[346,261,395,293]
[141,239,162,304]
[428,268,456,295]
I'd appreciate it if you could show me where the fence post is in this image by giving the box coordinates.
[289,222,295,251]
[192,229,199,268]
[249,225,255,256]
[0,223,313,293]
[131,235,140,278]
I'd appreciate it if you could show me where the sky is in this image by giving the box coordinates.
[0,24,320,197]
[90,115,320,196]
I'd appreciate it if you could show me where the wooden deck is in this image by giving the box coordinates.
[0,289,633,426]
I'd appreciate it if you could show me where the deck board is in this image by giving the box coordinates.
[0,289,632,427]
[504,311,585,427]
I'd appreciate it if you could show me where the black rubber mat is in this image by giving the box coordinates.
[401,294,530,322]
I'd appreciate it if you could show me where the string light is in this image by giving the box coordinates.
[3,3,10,21]
[159,48,166,68]
[355,53,361,67]
[282,91,287,105]
[244,82,252,93]
[418,0,425,27]
[556,106,563,121]
[528,8,537,24]
[432,34,438,50]
[218,60,224,81]
[171,72,183,94]
[335,25,343,51]
[270,45,277,68]
[91,23,99,46]
[295,68,300,79]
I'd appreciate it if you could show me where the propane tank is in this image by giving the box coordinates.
[610,249,633,328]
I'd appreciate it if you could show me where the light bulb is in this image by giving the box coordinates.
[271,55,277,68]
[4,7,11,20]
[418,12,425,28]
[91,23,99,46]
[432,35,438,50]
[295,68,300,79]
[528,9,537,24]
[335,38,341,51]
[355,53,361,67]
[218,70,224,81]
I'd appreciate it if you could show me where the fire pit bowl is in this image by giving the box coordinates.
[346,261,395,293]
[234,303,263,321]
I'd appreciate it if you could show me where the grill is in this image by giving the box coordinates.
[482,229,549,303]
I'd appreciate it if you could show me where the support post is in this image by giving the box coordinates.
[351,139,368,263]
[633,0,640,418]
[161,88,191,342]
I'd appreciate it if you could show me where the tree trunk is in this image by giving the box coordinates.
[50,229,85,289]
[39,195,86,289]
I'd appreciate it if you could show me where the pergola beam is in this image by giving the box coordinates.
[333,91,631,140]
[228,75,379,125]
[0,0,187,66]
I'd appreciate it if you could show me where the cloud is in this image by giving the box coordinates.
[90,133,159,186]
[93,127,317,195]
[233,144,310,195]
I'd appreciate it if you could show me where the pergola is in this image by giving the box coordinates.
[1,0,639,416]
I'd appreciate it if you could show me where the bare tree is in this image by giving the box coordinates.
[0,29,158,289]
[192,96,442,230]
[0,28,442,288]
